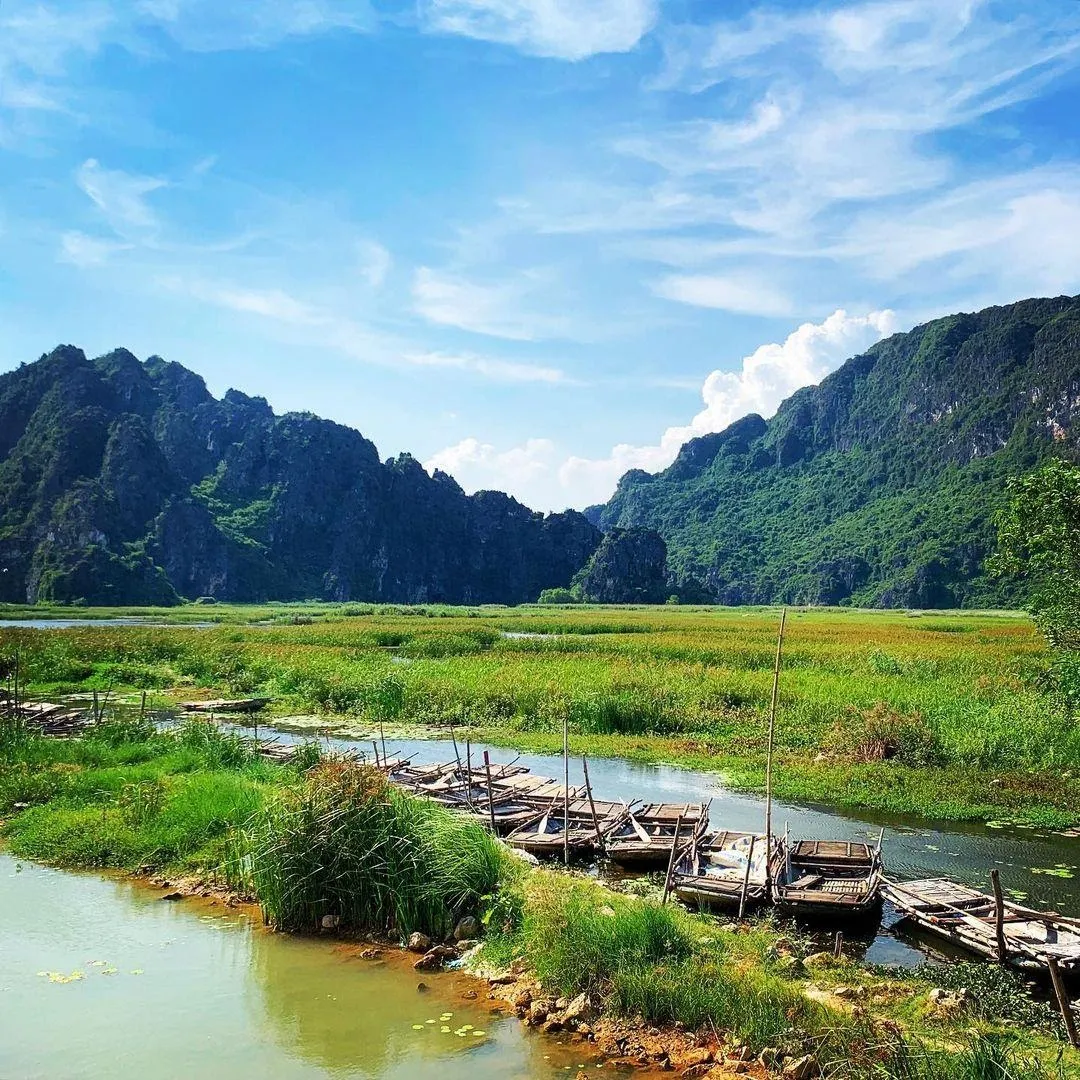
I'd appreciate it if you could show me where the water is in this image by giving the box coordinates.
[0,853,612,1079]
[250,722,1080,968]
[0,619,214,629]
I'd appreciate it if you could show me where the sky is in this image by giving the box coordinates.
[2,0,1079,511]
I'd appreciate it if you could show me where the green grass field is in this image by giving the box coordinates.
[2,603,1077,825]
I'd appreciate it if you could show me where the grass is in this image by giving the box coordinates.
[481,873,1076,1079]
[1,720,1076,1078]
[232,761,507,938]
[3,603,1077,824]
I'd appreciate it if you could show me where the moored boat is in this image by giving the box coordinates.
[883,878,1080,972]
[672,830,781,910]
[605,802,710,869]
[181,697,269,714]
[506,798,627,860]
[774,839,883,918]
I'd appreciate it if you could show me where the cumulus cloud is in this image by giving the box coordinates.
[420,0,658,61]
[427,309,897,510]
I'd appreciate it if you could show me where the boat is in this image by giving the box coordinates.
[605,802,710,869]
[181,697,269,714]
[883,878,1080,971]
[774,839,883,917]
[672,830,781,910]
[505,798,627,860]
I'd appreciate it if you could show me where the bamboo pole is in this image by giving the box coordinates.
[662,813,684,905]
[990,869,1007,964]
[372,740,381,768]
[833,931,845,959]
[1048,956,1080,1048]
[563,712,570,867]
[139,690,147,722]
[763,608,787,900]
[737,835,757,920]
[483,751,497,832]
[379,719,388,765]
[582,756,603,848]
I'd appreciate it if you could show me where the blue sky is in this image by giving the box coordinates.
[2,0,1079,510]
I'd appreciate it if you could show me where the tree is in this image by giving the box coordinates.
[995,459,1080,648]
[537,587,580,604]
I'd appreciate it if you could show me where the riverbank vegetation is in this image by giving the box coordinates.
[2,604,1078,825]
[2,725,1075,1078]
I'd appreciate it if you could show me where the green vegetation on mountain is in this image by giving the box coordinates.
[0,346,600,605]
[599,295,1080,607]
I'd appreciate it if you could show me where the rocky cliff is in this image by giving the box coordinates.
[0,346,601,605]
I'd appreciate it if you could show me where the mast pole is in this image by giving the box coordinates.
[764,607,787,900]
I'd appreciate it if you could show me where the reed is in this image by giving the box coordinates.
[233,762,508,938]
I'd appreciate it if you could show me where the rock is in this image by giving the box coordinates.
[727,1044,752,1062]
[833,986,855,999]
[358,947,382,960]
[462,989,477,1000]
[681,1066,712,1079]
[555,997,569,1011]
[783,1055,819,1080]
[320,914,340,930]
[416,982,429,993]
[776,955,805,976]
[541,1017,564,1034]
[160,892,184,902]
[512,987,534,1011]
[562,992,595,1025]
[412,945,459,972]
[758,1048,782,1068]
[804,952,836,969]
[453,916,481,941]
[488,973,517,985]
[528,1000,554,1025]
[407,932,432,953]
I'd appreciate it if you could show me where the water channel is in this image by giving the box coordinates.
[0,852,614,1080]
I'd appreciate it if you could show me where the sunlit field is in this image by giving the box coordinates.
[2,604,1076,825]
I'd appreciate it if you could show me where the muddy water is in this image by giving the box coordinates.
[249,724,1080,967]
[0,853,606,1079]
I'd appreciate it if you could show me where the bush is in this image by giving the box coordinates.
[537,588,580,604]
[827,702,942,766]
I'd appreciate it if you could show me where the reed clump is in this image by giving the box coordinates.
[233,761,508,938]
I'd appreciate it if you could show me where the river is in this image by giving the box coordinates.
[241,722,1080,968]
[0,852,618,1080]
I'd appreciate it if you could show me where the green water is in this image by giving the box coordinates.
[0,854,592,1079]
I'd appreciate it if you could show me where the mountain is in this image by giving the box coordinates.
[597,295,1080,607]
[0,346,601,605]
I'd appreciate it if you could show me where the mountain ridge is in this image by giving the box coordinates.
[598,294,1080,607]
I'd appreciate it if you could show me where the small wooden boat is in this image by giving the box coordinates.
[672,830,781,910]
[774,839,883,917]
[605,802,710,869]
[506,798,627,860]
[883,878,1080,972]
[181,697,269,714]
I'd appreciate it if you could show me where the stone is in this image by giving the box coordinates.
[527,1000,554,1025]
[416,982,429,993]
[833,986,855,999]
[783,1054,819,1080]
[453,916,481,941]
[160,892,184,902]
[358,947,382,960]
[562,992,595,1025]
[412,945,459,972]
[804,952,836,969]
[727,1045,752,1062]
[541,1017,564,1035]
[407,932,432,953]
[320,914,340,930]
[512,988,534,1012]
[488,973,517,985]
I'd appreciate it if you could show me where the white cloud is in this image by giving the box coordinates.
[58,231,132,267]
[420,0,658,60]
[134,0,376,50]
[653,274,795,317]
[406,350,571,384]
[427,309,897,510]
[412,266,576,341]
[357,239,391,289]
[76,159,166,235]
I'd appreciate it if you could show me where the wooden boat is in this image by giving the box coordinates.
[883,878,1080,972]
[506,798,627,860]
[181,697,269,714]
[672,830,781,910]
[605,802,710,869]
[774,839,883,917]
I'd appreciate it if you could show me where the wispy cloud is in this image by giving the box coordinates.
[58,231,132,267]
[652,274,795,317]
[406,350,574,384]
[412,265,578,341]
[76,159,167,235]
[420,0,658,61]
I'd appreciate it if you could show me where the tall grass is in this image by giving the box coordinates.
[232,762,507,938]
